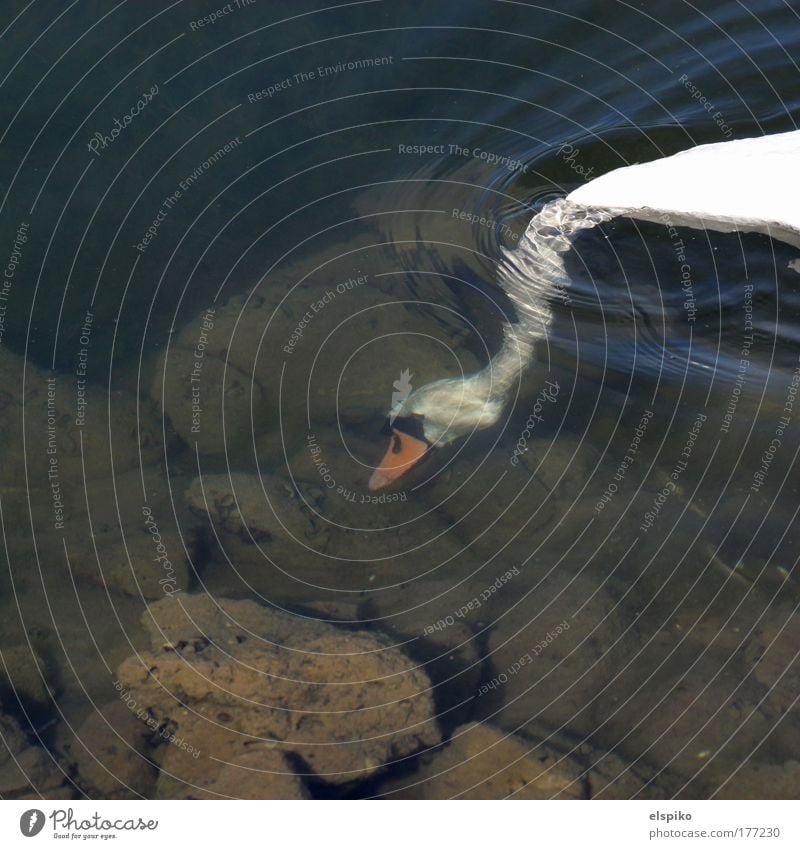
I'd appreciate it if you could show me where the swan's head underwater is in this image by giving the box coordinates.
[368,371,507,491]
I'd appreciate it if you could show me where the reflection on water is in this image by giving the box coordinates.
[1,0,799,801]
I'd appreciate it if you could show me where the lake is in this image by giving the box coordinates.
[0,0,798,803]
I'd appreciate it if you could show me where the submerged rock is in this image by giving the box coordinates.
[68,524,191,599]
[68,700,158,799]
[715,760,800,800]
[595,630,785,794]
[380,721,585,799]
[424,455,556,548]
[186,470,470,604]
[186,472,326,547]
[745,610,800,717]
[0,645,50,711]
[155,734,310,800]
[0,709,70,799]
[116,594,441,796]
[152,345,268,457]
[482,573,625,737]
[0,348,164,491]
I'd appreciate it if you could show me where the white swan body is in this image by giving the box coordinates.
[568,129,800,249]
[369,130,800,490]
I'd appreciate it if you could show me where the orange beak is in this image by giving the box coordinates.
[368,428,429,491]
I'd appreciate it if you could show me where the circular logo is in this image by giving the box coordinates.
[19,810,45,837]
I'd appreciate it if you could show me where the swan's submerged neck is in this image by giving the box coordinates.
[466,326,535,406]
[447,199,615,424]
[400,199,614,444]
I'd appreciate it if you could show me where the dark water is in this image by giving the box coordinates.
[1,0,799,801]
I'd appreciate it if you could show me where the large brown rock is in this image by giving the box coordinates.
[155,735,309,800]
[117,594,441,795]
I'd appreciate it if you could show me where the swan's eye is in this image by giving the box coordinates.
[388,415,427,442]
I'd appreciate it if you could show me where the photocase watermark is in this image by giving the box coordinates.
[640,410,706,532]
[23,806,158,836]
[188,307,216,435]
[595,408,653,513]
[307,433,337,491]
[749,353,800,494]
[248,55,394,102]
[141,506,180,595]
[452,208,520,242]
[1,220,29,349]
[510,380,560,466]
[87,84,159,157]
[556,142,594,181]
[719,283,754,434]
[552,277,572,307]
[657,211,696,323]
[283,274,368,355]
[448,142,528,174]
[306,433,407,503]
[74,310,93,427]
[750,438,781,495]
[679,73,733,138]
[135,137,242,253]
[398,142,528,174]
[388,368,413,424]
[45,376,66,531]
[188,0,255,31]
[477,619,571,696]
[114,677,199,759]
[423,567,519,636]
[19,810,45,837]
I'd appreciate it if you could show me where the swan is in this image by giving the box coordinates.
[369,129,800,491]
